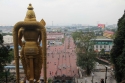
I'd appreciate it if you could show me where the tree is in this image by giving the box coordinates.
[72,31,80,44]
[72,31,96,75]
[0,34,14,77]
[99,49,105,58]
[110,11,125,83]
[111,31,116,40]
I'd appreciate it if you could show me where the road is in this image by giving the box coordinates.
[41,37,79,79]
[40,36,117,83]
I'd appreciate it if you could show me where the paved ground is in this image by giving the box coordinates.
[76,64,116,83]
[40,36,117,83]
[41,37,79,78]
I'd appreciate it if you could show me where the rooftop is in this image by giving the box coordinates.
[104,30,114,34]
[47,32,64,35]
[91,36,113,41]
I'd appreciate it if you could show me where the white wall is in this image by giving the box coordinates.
[3,35,13,44]
[94,45,113,52]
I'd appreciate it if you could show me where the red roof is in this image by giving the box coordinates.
[104,31,114,34]
[47,32,64,35]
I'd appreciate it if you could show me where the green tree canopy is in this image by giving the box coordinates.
[72,31,96,75]
[110,11,125,83]
[0,34,14,77]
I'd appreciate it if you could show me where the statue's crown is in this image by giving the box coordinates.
[24,4,36,21]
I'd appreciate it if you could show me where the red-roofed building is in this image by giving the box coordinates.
[47,32,64,39]
[103,30,114,38]
[47,32,64,45]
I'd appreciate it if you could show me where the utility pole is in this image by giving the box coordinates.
[105,65,107,83]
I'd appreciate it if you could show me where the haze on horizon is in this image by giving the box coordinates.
[0,0,125,26]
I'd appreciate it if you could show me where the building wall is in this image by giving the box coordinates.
[94,45,113,52]
[3,35,13,44]
[94,40,113,53]
[47,32,64,45]
[3,33,64,45]
[47,32,64,39]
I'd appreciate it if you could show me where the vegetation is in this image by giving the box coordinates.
[72,31,80,43]
[48,78,52,83]
[99,49,105,58]
[0,73,16,82]
[62,38,64,43]
[0,34,14,78]
[72,31,96,75]
[110,11,125,83]
[100,49,105,55]
[110,30,116,39]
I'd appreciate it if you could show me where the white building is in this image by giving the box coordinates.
[3,32,64,45]
[92,36,113,54]
[3,35,13,44]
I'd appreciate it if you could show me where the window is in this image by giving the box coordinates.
[100,45,102,48]
[96,45,98,48]
[102,42,104,44]
[104,45,106,48]
[97,42,101,45]
[105,42,108,45]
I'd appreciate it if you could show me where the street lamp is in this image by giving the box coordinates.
[105,65,108,83]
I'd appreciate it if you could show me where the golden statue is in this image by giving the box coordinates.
[13,4,47,83]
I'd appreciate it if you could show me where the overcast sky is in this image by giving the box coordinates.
[0,0,125,26]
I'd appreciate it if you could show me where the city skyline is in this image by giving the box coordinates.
[0,0,125,26]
